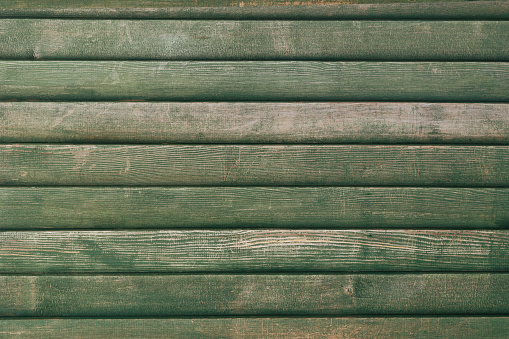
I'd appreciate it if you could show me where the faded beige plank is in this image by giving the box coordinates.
[0,230,507,273]
[1,187,507,229]
[2,317,509,339]
[1,274,508,316]
[2,102,509,144]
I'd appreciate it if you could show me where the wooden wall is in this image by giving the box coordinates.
[0,0,508,337]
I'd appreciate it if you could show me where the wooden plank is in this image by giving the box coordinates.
[1,274,508,316]
[2,317,509,339]
[0,61,507,102]
[0,187,507,229]
[2,20,508,61]
[0,230,507,273]
[1,102,509,144]
[0,1,507,20]
[1,145,507,187]
[0,0,491,9]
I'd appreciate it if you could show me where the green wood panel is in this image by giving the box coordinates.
[1,230,507,273]
[1,274,508,316]
[0,1,507,19]
[2,317,509,339]
[1,187,507,229]
[1,145,507,187]
[1,61,507,101]
[2,102,509,144]
[2,20,508,61]
[0,0,489,8]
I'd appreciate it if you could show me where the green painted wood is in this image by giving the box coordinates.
[1,145,507,187]
[1,274,508,316]
[1,102,509,144]
[2,20,508,61]
[2,317,509,339]
[0,1,507,20]
[0,230,507,273]
[0,187,507,229]
[1,61,507,101]
[0,0,490,9]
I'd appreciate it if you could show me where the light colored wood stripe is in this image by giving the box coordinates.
[1,102,509,144]
[0,230,507,273]
[0,61,507,101]
[1,274,508,316]
[0,187,507,229]
[2,317,509,339]
[2,20,507,60]
[1,145,507,186]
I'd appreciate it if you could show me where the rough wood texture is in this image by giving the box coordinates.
[1,144,507,187]
[0,1,507,19]
[1,61,507,101]
[2,317,509,339]
[0,0,491,8]
[1,102,509,144]
[1,274,508,316]
[2,20,508,61]
[0,230,507,273]
[0,187,507,229]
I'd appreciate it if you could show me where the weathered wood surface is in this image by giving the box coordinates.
[0,1,507,19]
[2,102,509,144]
[2,317,509,339]
[1,61,507,101]
[1,187,507,229]
[1,230,507,273]
[1,274,508,316]
[0,0,494,8]
[2,20,508,61]
[1,145,507,187]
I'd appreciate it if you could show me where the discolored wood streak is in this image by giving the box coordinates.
[0,1,507,20]
[0,187,507,229]
[1,274,509,316]
[1,20,508,61]
[0,144,507,187]
[0,61,507,101]
[1,102,509,144]
[0,230,507,273]
[1,317,509,338]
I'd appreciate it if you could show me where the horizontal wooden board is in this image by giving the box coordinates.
[1,145,507,187]
[0,0,490,9]
[2,102,509,144]
[1,274,508,316]
[1,230,507,273]
[0,187,507,229]
[2,20,508,61]
[2,317,509,339]
[0,61,507,101]
[0,1,507,20]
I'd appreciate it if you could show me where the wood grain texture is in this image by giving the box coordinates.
[1,274,508,316]
[0,0,490,9]
[2,102,509,144]
[1,145,507,187]
[0,187,507,229]
[0,230,507,273]
[1,61,507,101]
[2,20,508,61]
[0,1,507,20]
[2,317,509,339]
